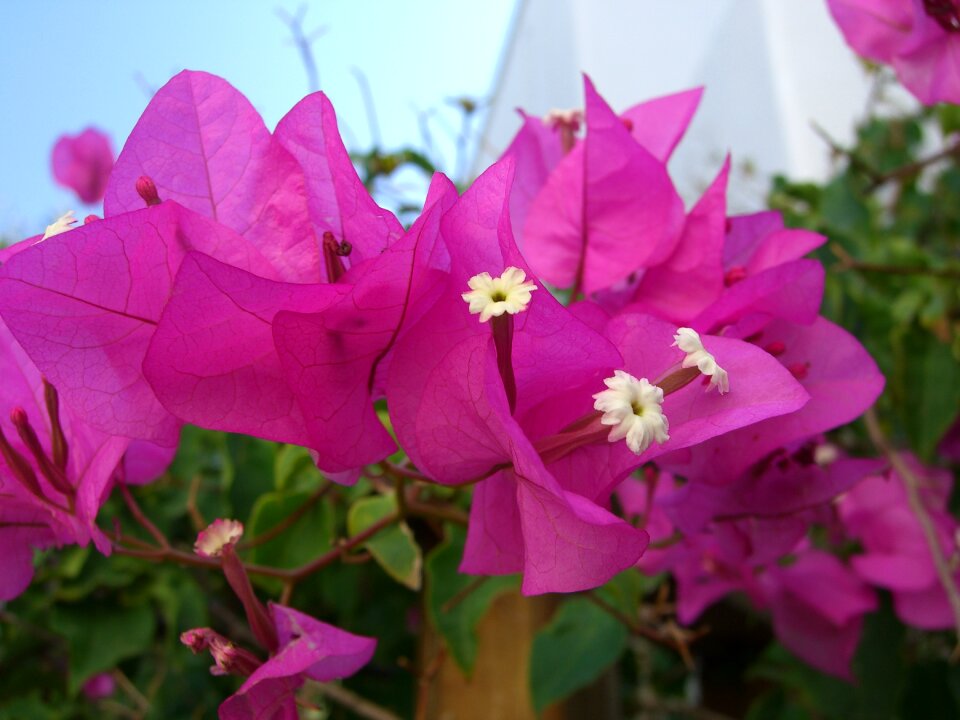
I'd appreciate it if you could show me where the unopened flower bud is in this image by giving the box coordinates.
[673,328,729,394]
[135,176,161,206]
[83,214,100,225]
[763,341,786,357]
[723,266,747,286]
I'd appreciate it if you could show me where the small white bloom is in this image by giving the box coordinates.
[593,370,670,455]
[672,327,729,394]
[544,108,583,129]
[462,266,538,322]
[194,518,244,557]
[814,443,840,467]
[42,210,78,240]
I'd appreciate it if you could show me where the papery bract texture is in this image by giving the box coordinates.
[523,76,684,294]
[0,321,129,599]
[274,92,404,264]
[0,202,273,446]
[827,0,960,104]
[660,317,884,484]
[220,604,376,720]
[104,70,320,282]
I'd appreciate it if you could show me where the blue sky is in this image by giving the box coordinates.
[0,1,517,236]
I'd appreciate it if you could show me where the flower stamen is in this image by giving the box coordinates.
[593,371,670,455]
[672,327,729,394]
[462,267,537,322]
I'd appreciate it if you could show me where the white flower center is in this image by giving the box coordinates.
[462,266,538,323]
[593,370,670,455]
[42,210,77,240]
[194,518,244,557]
[544,108,583,130]
[672,327,729,394]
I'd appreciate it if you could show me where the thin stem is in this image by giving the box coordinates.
[185,475,206,533]
[380,461,430,482]
[440,575,490,613]
[119,484,169,549]
[275,5,326,92]
[585,591,698,667]
[649,530,683,550]
[831,243,960,279]
[811,121,882,184]
[406,500,469,526]
[286,513,400,581]
[239,482,332,550]
[867,140,960,190]
[311,682,402,720]
[112,669,150,715]
[114,510,399,583]
[864,408,960,659]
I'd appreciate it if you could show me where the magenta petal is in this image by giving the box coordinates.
[763,551,876,680]
[274,92,403,264]
[222,606,375,719]
[506,428,647,595]
[631,157,730,322]
[144,252,344,448]
[0,515,55,601]
[504,111,564,248]
[0,203,272,445]
[517,475,649,595]
[663,457,881,535]
[272,307,397,472]
[664,317,883,484]
[460,470,524,576]
[723,212,785,269]
[894,582,956,630]
[827,0,914,63]
[893,24,960,105]
[270,604,377,682]
[621,87,704,162]
[123,439,177,485]
[551,312,809,499]
[521,144,584,287]
[219,676,300,720]
[524,76,684,293]
[272,182,455,472]
[745,228,826,275]
[51,128,114,204]
[104,70,319,282]
[691,259,825,334]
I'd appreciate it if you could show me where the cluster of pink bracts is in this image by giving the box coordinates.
[0,67,952,716]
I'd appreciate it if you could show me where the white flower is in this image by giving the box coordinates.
[42,210,77,240]
[462,266,538,322]
[593,370,670,455]
[194,518,244,557]
[672,327,729,394]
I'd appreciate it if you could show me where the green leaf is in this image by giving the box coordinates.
[273,444,317,491]
[246,489,335,593]
[853,602,905,720]
[899,330,960,459]
[50,601,155,694]
[424,525,518,675]
[347,495,421,590]
[529,597,628,713]
[225,434,277,520]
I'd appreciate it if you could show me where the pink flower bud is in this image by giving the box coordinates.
[135,175,161,207]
